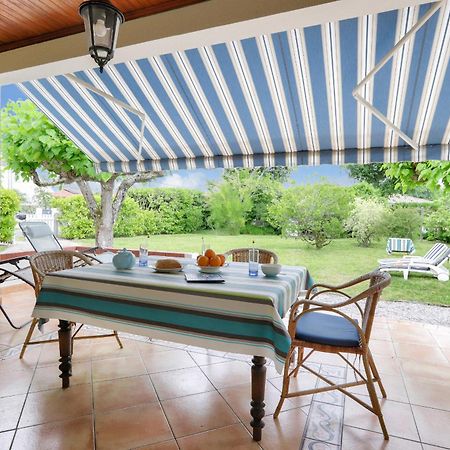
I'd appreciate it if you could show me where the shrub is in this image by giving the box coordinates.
[0,189,20,243]
[207,183,252,234]
[268,184,353,249]
[382,207,422,240]
[345,197,387,247]
[54,196,147,239]
[128,188,206,234]
[423,197,450,243]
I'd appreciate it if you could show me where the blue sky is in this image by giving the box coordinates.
[1,83,355,190]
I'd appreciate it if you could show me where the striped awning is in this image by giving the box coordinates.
[19,1,450,173]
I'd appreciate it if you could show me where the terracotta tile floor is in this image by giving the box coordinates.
[1,283,450,450]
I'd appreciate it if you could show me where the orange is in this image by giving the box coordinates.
[197,255,210,267]
[196,254,202,262]
[204,249,216,259]
[218,254,226,266]
[209,255,222,267]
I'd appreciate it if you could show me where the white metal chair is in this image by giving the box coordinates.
[379,243,449,281]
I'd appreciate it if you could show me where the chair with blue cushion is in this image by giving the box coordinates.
[274,271,391,440]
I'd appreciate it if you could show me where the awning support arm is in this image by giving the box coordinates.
[66,73,146,161]
[352,1,443,153]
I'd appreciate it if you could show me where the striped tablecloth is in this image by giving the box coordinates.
[33,259,313,372]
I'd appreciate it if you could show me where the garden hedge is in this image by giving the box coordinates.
[0,189,20,243]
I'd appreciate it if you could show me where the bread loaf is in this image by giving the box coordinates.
[155,259,182,269]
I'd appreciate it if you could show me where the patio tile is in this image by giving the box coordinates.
[304,402,343,445]
[142,349,196,374]
[431,332,450,349]
[19,384,92,427]
[341,426,422,449]
[138,341,179,355]
[92,355,147,382]
[0,368,33,397]
[269,372,315,408]
[259,408,307,450]
[93,374,158,413]
[371,355,402,376]
[0,430,14,449]
[393,342,448,365]
[162,391,239,437]
[347,372,409,403]
[200,360,251,389]
[441,346,450,364]
[422,446,450,450]
[30,361,91,392]
[369,339,396,357]
[95,403,173,450]
[90,337,138,360]
[412,405,450,448]
[400,359,450,383]
[151,367,215,400]
[219,381,300,425]
[344,397,419,441]
[389,327,434,345]
[12,415,93,450]
[188,351,230,366]
[0,394,26,432]
[177,423,260,450]
[404,375,450,411]
[0,346,40,371]
[134,440,179,450]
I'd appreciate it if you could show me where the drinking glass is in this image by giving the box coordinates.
[248,249,259,277]
[139,241,148,267]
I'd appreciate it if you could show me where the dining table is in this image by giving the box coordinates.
[32,257,313,441]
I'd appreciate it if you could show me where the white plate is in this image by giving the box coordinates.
[150,266,183,273]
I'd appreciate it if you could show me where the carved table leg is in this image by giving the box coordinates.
[58,320,72,388]
[250,356,266,441]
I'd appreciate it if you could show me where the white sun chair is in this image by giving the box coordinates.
[378,243,450,281]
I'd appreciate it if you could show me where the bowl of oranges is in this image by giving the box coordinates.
[196,249,227,273]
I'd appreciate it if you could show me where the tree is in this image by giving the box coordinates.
[347,163,398,196]
[221,167,292,229]
[1,100,161,247]
[345,197,387,247]
[207,182,252,234]
[268,184,353,249]
[383,161,450,193]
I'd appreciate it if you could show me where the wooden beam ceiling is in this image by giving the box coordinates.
[0,0,207,53]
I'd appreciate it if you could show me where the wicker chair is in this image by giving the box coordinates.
[19,250,122,359]
[224,248,278,264]
[274,271,391,440]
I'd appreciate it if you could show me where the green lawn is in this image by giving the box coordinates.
[79,234,450,306]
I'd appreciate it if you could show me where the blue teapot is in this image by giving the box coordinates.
[112,248,135,270]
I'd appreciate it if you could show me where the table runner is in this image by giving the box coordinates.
[33,260,313,372]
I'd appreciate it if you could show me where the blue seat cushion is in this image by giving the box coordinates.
[295,312,360,347]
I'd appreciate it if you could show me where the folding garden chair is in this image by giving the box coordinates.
[385,237,415,255]
[274,271,391,440]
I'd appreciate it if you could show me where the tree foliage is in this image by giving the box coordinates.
[207,182,252,234]
[347,163,397,196]
[345,198,387,247]
[268,184,353,249]
[383,161,450,193]
[1,100,159,246]
[423,195,450,243]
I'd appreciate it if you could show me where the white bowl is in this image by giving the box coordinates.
[261,264,282,277]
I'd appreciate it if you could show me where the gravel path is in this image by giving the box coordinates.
[375,299,449,326]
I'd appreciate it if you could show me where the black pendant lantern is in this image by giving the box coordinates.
[79,1,125,73]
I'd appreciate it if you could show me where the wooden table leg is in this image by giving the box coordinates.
[58,320,72,389]
[250,356,266,441]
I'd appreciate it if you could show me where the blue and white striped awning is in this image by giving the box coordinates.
[19,1,450,173]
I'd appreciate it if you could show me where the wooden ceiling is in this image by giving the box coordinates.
[0,0,207,53]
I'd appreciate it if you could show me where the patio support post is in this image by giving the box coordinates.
[58,320,72,388]
[250,355,266,441]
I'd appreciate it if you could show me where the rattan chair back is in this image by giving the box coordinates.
[224,248,278,264]
[29,250,93,296]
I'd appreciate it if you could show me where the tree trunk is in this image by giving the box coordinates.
[95,180,115,248]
